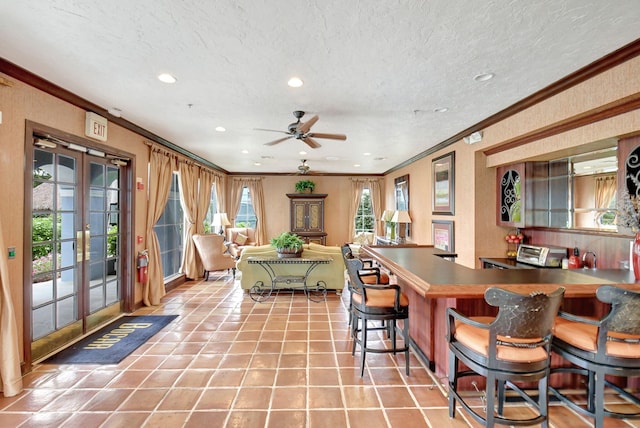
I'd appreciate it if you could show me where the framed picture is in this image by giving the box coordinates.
[432,220,454,252]
[432,151,455,215]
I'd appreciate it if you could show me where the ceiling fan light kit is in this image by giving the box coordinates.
[258,111,347,149]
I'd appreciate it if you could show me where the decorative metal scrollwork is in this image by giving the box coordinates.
[500,170,522,223]
[626,147,640,198]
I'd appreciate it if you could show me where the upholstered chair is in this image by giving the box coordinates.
[192,234,236,280]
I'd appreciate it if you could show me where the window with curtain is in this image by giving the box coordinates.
[153,173,184,278]
[235,187,257,228]
[355,188,375,233]
[203,187,218,233]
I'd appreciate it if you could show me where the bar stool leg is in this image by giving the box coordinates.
[360,321,368,376]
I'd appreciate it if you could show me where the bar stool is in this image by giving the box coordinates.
[341,244,390,330]
[344,258,410,376]
[447,287,565,427]
[550,285,640,428]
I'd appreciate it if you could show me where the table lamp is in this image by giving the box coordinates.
[391,210,412,242]
[212,212,231,235]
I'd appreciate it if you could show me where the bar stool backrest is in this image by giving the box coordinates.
[596,285,640,342]
[485,287,565,341]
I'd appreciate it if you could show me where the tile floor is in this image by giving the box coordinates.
[1,274,639,427]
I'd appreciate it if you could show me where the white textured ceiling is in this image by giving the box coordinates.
[1,1,640,174]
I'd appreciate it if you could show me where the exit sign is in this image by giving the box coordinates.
[85,112,108,141]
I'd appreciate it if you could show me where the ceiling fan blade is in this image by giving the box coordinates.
[264,136,293,146]
[297,115,319,133]
[254,128,290,134]
[307,132,347,140]
[302,137,321,149]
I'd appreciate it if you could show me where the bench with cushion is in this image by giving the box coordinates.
[236,243,346,293]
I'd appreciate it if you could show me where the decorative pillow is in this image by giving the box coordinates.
[221,241,229,253]
[353,232,367,244]
[234,233,248,246]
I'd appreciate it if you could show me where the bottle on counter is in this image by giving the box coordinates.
[568,247,583,269]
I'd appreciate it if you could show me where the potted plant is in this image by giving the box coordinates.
[295,179,316,193]
[270,231,305,258]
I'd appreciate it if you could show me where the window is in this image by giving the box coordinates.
[355,188,375,233]
[235,187,256,228]
[154,173,184,279]
[203,187,218,233]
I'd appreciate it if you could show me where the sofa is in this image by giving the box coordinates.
[236,243,346,293]
[226,227,257,258]
[348,231,376,256]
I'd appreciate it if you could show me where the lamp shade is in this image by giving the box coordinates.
[381,210,394,222]
[212,212,231,227]
[391,210,412,223]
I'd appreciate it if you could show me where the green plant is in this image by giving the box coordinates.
[107,225,118,257]
[295,179,315,193]
[270,231,305,250]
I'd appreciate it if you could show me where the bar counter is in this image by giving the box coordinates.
[361,245,640,378]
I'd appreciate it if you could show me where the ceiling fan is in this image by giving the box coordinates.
[256,110,347,149]
[298,159,311,174]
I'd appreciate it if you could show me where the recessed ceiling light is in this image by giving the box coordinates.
[215,126,226,132]
[254,162,262,166]
[299,151,307,155]
[288,77,304,87]
[241,149,249,154]
[157,73,177,84]
[363,152,371,156]
[374,157,386,161]
[353,164,361,168]
[434,107,449,113]
[261,155,273,159]
[473,72,495,82]
[325,156,340,161]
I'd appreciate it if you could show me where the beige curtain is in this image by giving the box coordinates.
[368,179,383,235]
[245,179,267,245]
[144,146,176,306]
[0,216,22,397]
[348,179,366,239]
[197,169,216,234]
[193,169,217,276]
[178,161,199,279]
[595,175,616,209]
[229,177,266,245]
[215,175,225,214]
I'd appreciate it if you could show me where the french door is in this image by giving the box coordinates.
[27,132,131,363]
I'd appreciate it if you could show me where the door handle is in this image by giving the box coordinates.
[76,229,91,261]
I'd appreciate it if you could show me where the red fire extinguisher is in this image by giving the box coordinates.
[137,250,149,283]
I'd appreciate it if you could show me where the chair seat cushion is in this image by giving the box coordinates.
[360,272,390,285]
[352,288,409,309]
[554,317,640,358]
[454,316,548,362]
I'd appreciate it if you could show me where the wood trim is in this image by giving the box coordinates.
[484,92,640,156]
[385,38,640,174]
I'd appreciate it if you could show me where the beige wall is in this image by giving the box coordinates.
[384,56,640,268]
[251,175,384,246]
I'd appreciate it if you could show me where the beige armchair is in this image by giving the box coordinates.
[225,227,257,258]
[192,234,236,280]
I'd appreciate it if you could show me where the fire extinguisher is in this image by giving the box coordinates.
[137,250,149,283]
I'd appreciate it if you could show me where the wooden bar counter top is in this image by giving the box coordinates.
[360,245,640,379]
